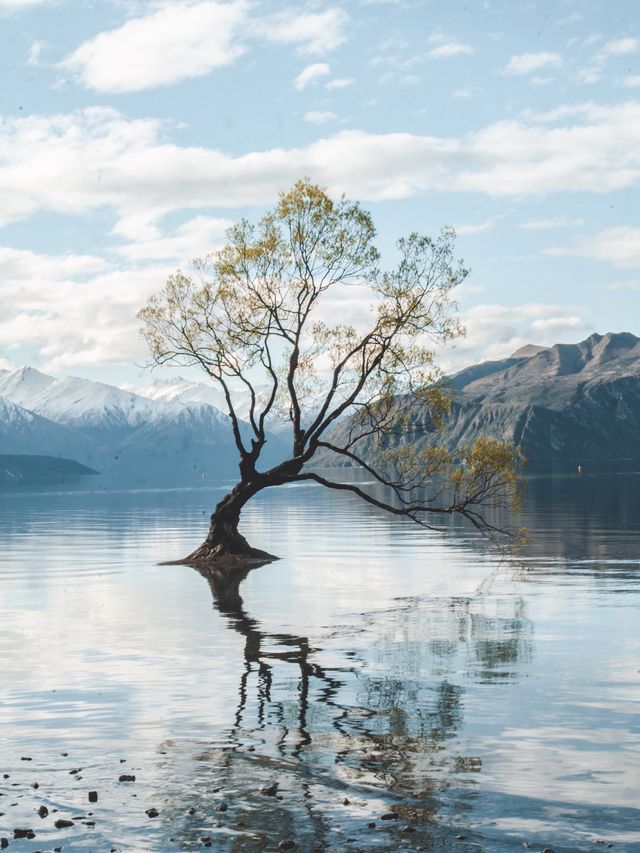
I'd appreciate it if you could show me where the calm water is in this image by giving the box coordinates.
[0,473,639,852]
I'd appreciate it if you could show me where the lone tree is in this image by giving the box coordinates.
[139,180,520,565]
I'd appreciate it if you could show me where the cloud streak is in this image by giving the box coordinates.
[1,101,639,236]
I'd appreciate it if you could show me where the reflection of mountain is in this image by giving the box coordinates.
[321,332,640,474]
[0,367,285,485]
[149,565,533,850]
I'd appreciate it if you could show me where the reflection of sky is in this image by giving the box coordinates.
[0,475,638,849]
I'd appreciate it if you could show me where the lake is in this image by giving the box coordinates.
[0,472,639,852]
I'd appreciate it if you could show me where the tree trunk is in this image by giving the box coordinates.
[178,479,277,566]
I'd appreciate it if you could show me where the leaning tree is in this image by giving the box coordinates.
[139,180,520,565]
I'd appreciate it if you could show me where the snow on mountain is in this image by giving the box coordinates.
[0,395,94,458]
[133,376,227,413]
[0,366,166,429]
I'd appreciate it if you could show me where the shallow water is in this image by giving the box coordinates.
[0,473,639,852]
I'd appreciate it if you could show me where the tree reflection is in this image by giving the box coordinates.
[154,564,533,851]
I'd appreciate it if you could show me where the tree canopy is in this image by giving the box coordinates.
[139,179,521,564]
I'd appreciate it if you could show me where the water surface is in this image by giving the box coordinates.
[0,473,639,851]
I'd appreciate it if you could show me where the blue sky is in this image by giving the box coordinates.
[0,0,638,386]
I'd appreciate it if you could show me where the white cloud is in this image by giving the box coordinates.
[443,302,591,369]
[0,246,108,281]
[576,66,601,84]
[2,102,640,237]
[293,62,330,91]
[597,37,640,59]
[326,77,354,91]
[304,110,339,125]
[60,1,249,93]
[0,0,48,12]
[504,52,563,75]
[454,217,500,235]
[605,280,640,292]
[27,39,46,65]
[518,217,585,230]
[622,75,640,88]
[255,7,348,56]
[0,246,173,371]
[116,215,232,262]
[546,227,640,268]
[426,41,472,59]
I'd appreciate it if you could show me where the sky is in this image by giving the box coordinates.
[0,0,639,387]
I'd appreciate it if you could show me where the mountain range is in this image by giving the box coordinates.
[0,368,282,485]
[1,331,638,484]
[320,331,640,474]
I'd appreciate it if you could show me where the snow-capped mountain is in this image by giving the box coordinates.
[0,367,171,431]
[0,367,286,484]
[133,376,227,413]
[0,396,94,458]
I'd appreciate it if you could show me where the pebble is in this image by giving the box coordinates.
[367,822,376,829]
[13,829,35,839]
[217,802,228,812]
[188,808,196,815]
[31,783,39,790]
[54,819,74,829]
[20,757,32,762]
[145,808,159,819]
[260,783,279,797]
[118,774,136,782]
[37,806,48,818]
[89,791,98,803]
[380,812,398,820]
[342,798,350,805]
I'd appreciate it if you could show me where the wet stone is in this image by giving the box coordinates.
[367,822,376,829]
[342,798,350,805]
[37,806,48,818]
[145,808,159,818]
[380,812,398,820]
[188,808,196,816]
[20,757,32,762]
[14,829,35,839]
[31,783,39,790]
[118,774,136,782]
[260,783,278,797]
[402,825,415,833]
[54,819,74,828]
[217,802,228,812]
[89,791,98,803]
[279,842,296,851]
[0,839,7,850]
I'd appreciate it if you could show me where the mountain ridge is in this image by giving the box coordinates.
[321,331,640,474]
